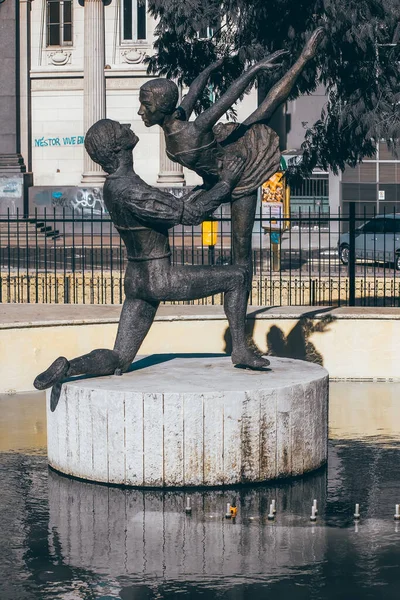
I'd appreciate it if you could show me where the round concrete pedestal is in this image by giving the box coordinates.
[47,356,328,487]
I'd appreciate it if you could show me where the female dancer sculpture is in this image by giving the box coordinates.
[138,28,324,275]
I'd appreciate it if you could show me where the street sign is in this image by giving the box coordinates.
[262,200,284,230]
[201,220,218,246]
[261,171,290,232]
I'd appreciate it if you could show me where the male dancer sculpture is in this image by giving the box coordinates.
[34,119,269,391]
[138,28,324,276]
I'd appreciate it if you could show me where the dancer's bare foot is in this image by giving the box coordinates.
[231,348,270,370]
[34,356,70,390]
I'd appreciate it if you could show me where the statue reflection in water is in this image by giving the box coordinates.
[47,467,327,585]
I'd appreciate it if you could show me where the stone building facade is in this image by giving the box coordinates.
[1,0,398,215]
[27,0,256,193]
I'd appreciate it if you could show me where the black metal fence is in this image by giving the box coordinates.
[1,203,400,306]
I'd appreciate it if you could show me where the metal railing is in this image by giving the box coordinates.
[1,202,400,307]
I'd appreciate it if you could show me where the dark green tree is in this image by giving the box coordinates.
[146,0,400,177]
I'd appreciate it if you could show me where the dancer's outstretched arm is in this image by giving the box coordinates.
[194,50,287,132]
[182,155,246,224]
[180,58,224,120]
[121,156,245,227]
[243,27,324,127]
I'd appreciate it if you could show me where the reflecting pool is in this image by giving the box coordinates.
[1,382,400,599]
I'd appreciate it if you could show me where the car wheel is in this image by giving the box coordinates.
[339,244,349,265]
[395,254,400,271]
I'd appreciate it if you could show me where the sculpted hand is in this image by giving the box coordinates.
[221,154,246,189]
[257,49,289,70]
[302,27,325,60]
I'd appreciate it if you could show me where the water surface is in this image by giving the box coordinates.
[1,383,400,599]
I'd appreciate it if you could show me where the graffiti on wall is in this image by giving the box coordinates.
[52,188,106,214]
[34,136,85,147]
[0,177,22,198]
[31,186,106,217]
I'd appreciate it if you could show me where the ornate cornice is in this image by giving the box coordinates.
[78,0,112,5]
[120,47,147,64]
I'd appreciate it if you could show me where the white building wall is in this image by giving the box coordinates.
[29,1,267,189]
[31,0,85,186]
[30,1,168,187]
[31,84,84,186]
[286,84,327,152]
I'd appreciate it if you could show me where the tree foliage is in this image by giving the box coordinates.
[146,0,400,177]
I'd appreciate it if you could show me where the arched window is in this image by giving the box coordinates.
[46,0,73,46]
[122,0,147,42]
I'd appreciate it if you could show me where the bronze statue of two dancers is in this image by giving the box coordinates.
[34,29,324,391]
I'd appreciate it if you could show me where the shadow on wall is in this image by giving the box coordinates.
[224,307,335,366]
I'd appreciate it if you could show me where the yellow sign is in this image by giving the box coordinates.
[201,220,218,246]
[261,171,290,232]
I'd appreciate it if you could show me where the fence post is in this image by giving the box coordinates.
[348,202,356,306]
[310,279,317,306]
[64,277,70,304]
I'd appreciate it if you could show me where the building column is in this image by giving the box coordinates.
[81,0,106,185]
[157,80,185,186]
[157,130,185,185]
[19,0,32,172]
[0,0,32,215]
[328,170,341,216]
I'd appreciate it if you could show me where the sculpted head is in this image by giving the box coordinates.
[84,119,139,174]
[138,79,179,127]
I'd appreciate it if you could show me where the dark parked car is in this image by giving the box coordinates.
[338,214,400,270]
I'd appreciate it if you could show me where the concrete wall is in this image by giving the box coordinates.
[1,305,400,393]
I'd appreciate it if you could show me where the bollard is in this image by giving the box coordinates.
[271,499,277,514]
[313,499,318,515]
[354,503,360,520]
[185,497,192,514]
[225,503,232,519]
[268,504,275,520]
[310,505,317,522]
[394,504,400,521]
